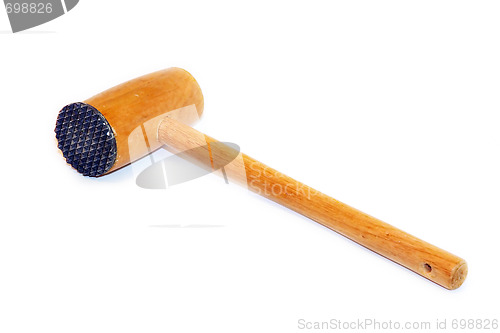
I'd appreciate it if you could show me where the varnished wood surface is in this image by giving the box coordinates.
[158,117,467,290]
[85,68,204,174]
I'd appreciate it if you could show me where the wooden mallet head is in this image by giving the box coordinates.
[55,68,204,176]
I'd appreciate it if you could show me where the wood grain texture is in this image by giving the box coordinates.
[158,117,467,290]
[85,68,204,174]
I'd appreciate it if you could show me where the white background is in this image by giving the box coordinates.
[1,1,499,332]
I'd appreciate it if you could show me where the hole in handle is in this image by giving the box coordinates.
[423,263,432,273]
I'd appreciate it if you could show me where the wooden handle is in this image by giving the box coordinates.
[157,117,468,289]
